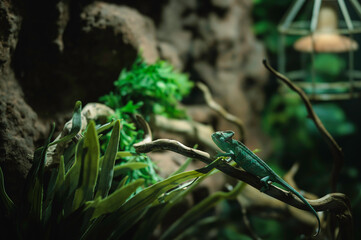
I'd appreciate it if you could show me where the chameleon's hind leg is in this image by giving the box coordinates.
[260,176,271,192]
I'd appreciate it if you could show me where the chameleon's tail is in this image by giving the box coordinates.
[277,178,321,237]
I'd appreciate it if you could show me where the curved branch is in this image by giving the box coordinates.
[262,60,344,192]
[134,139,348,210]
[197,82,246,142]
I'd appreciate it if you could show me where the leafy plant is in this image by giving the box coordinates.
[98,56,194,186]
[100,55,193,119]
[0,101,222,239]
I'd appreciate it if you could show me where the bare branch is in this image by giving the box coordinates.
[197,82,246,142]
[262,60,344,192]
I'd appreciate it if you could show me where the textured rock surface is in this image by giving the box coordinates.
[81,2,159,64]
[157,0,268,148]
[0,0,45,202]
[13,1,160,115]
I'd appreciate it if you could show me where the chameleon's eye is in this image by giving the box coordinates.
[222,130,234,141]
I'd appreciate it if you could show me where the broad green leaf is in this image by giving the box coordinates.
[117,176,129,188]
[73,121,100,210]
[24,123,55,221]
[99,151,133,166]
[96,120,121,198]
[115,151,133,159]
[96,120,115,135]
[133,162,221,239]
[54,156,65,193]
[0,167,14,214]
[115,170,204,221]
[62,139,84,203]
[87,179,144,219]
[49,101,82,146]
[160,182,246,240]
[86,170,205,239]
[113,162,148,177]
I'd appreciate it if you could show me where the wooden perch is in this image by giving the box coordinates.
[134,138,353,239]
[151,115,217,150]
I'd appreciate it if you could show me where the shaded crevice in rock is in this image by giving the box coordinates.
[12,1,161,116]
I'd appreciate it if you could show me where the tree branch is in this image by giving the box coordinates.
[196,82,245,142]
[134,139,350,212]
[262,60,344,192]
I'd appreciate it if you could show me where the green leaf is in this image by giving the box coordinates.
[24,123,55,221]
[96,120,115,135]
[73,121,100,210]
[86,170,205,239]
[113,162,149,177]
[87,178,145,219]
[160,182,246,240]
[99,151,133,166]
[54,156,65,193]
[116,170,204,219]
[115,151,133,159]
[96,120,121,198]
[0,167,14,214]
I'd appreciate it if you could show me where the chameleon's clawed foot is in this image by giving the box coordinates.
[260,176,271,193]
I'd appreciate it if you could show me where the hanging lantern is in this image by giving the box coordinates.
[278,0,361,101]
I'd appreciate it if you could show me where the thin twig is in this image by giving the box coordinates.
[197,82,246,142]
[262,60,344,192]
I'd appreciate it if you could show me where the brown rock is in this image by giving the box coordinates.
[158,0,268,147]
[0,0,45,202]
[81,2,159,64]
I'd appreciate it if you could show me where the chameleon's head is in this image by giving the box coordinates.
[211,130,235,151]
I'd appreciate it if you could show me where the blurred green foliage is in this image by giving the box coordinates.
[253,0,292,53]
[253,0,360,239]
[313,54,346,77]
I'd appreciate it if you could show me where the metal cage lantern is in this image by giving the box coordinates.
[278,0,361,101]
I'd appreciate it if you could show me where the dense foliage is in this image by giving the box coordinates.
[0,102,251,239]
[100,55,193,119]
[98,56,194,186]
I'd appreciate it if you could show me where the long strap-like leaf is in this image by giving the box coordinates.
[95,120,121,198]
[73,121,100,210]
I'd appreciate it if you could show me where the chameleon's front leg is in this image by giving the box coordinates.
[214,151,234,159]
[259,176,271,192]
[214,150,235,163]
[202,151,235,172]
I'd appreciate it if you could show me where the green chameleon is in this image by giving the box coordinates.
[211,130,320,236]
